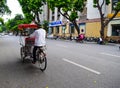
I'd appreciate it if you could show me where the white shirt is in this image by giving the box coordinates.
[99,38,102,41]
[30,28,46,46]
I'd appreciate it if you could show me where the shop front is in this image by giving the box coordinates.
[48,20,62,36]
[107,19,120,41]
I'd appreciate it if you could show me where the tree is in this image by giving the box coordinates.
[93,0,120,40]
[18,0,46,23]
[5,14,25,32]
[0,17,4,32]
[0,0,11,16]
[0,17,4,25]
[42,20,49,33]
[0,17,6,33]
[47,0,86,35]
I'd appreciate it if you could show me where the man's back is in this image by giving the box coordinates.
[31,28,46,46]
[35,28,46,46]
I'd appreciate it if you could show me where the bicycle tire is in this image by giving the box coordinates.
[20,47,25,62]
[36,51,47,71]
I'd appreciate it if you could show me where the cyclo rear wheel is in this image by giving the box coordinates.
[36,50,47,71]
[20,46,26,62]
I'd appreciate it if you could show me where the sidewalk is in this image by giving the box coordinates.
[107,43,120,46]
[59,39,120,46]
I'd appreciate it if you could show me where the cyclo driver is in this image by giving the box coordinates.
[29,24,46,64]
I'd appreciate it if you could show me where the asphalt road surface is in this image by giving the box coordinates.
[0,35,120,88]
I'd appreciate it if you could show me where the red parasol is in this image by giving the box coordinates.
[18,24,38,30]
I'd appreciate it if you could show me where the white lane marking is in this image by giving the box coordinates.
[101,53,120,58]
[63,58,101,75]
[56,44,67,48]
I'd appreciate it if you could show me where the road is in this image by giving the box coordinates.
[0,35,120,88]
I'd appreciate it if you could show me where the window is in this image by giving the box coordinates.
[52,16,54,21]
[112,24,120,36]
[62,25,66,33]
[56,26,59,33]
[50,27,53,34]
[57,14,60,20]
[71,26,75,33]
[52,11,54,15]
[52,11,55,21]
[70,24,75,34]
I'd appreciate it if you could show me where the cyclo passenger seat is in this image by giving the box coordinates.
[25,37,35,46]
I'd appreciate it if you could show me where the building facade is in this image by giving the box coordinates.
[107,0,120,41]
[47,0,106,39]
[41,0,120,41]
[39,4,49,23]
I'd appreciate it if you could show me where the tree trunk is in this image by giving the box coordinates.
[100,22,107,44]
[100,25,104,39]
[58,10,80,36]
[72,20,80,36]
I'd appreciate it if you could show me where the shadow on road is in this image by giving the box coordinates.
[0,57,44,77]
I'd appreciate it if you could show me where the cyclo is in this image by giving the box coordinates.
[18,24,47,71]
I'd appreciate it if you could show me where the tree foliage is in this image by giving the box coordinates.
[47,0,86,35]
[18,0,46,23]
[93,0,120,40]
[0,17,4,25]
[42,20,49,33]
[0,0,11,16]
[5,14,25,32]
[0,17,5,32]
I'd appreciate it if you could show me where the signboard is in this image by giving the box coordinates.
[49,21,62,27]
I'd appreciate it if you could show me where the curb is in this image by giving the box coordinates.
[61,39,120,46]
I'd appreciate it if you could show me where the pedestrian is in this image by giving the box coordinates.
[98,37,103,44]
[30,24,46,64]
[79,34,85,40]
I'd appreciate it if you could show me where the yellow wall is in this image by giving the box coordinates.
[86,22,101,37]
[52,22,101,38]
[107,12,120,18]
[59,26,62,36]
[53,27,56,35]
